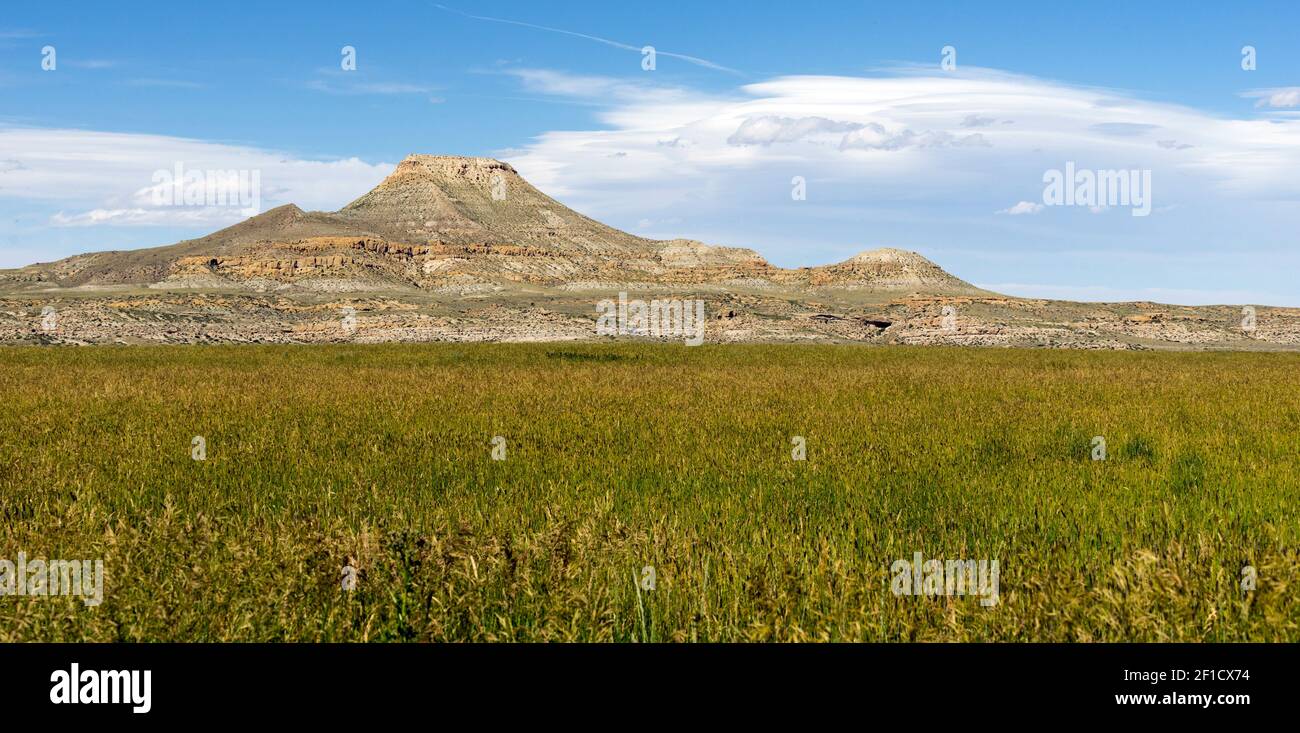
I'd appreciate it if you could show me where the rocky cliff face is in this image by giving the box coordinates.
[337,156,632,253]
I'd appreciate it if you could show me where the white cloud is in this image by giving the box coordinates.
[1089,122,1160,136]
[839,124,990,151]
[726,116,863,146]
[67,59,116,70]
[125,78,204,89]
[1244,87,1300,108]
[504,68,690,106]
[498,67,1300,217]
[998,201,1044,215]
[305,78,434,95]
[50,207,248,227]
[0,127,392,226]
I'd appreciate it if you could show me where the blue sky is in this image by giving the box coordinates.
[2,1,1298,304]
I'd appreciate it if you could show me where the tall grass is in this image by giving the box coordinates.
[0,343,1296,641]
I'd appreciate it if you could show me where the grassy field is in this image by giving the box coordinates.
[0,343,1297,642]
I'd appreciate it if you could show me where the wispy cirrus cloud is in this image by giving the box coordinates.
[66,59,117,70]
[0,28,41,50]
[1243,87,1300,109]
[499,67,700,113]
[304,67,438,97]
[434,3,743,75]
[305,78,435,95]
[50,207,249,227]
[124,78,204,89]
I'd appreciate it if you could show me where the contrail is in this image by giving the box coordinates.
[433,4,744,75]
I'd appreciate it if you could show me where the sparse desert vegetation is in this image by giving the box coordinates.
[1,343,1296,641]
